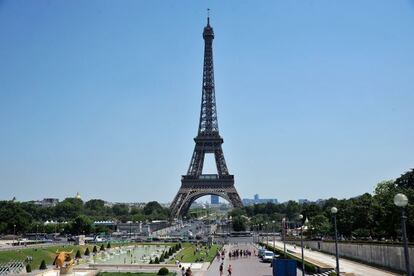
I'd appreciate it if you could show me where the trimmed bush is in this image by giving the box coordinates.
[93,245,98,253]
[149,258,153,264]
[85,247,90,256]
[159,254,165,262]
[39,260,47,270]
[75,250,81,259]
[26,264,32,273]
[100,244,105,251]
[157,267,169,275]
[154,257,159,264]
[107,242,111,249]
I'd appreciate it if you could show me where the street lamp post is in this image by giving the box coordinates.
[272,220,276,250]
[265,222,269,245]
[331,207,340,275]
[282,218,286,258]
[394,193,411,276]
[298,215,308,276]
[259,223,263,243]
[253,224,256,244]
[13,224,16,246]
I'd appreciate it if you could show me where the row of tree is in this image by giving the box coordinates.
[230,169,414,240]
[0,199,170,235]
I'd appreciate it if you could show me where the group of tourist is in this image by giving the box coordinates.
[216,249,233,276]
[228,248,252,259]
[180,266,193,276]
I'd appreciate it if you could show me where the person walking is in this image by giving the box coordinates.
[227,264,232,276]
[219,262,224,276]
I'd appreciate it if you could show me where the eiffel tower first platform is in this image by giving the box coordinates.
[170,17,243,218]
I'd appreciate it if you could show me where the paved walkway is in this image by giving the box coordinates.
[203,243,300,276]
[265,241,398,276]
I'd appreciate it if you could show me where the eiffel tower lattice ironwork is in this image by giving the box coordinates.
[170,17,243,218]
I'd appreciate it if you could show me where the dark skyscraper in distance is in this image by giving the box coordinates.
[211,195,219,204]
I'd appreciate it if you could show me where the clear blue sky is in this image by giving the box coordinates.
[1,0,413,203]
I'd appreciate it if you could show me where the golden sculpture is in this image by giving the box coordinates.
[54,250,74,274]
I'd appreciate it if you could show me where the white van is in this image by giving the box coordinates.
[262,250,275,262]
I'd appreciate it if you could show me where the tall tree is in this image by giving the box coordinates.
[395,169,414,190]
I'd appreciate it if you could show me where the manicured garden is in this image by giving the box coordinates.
[167,243,221,263]
[0,242,178,270]
[0,244,102,269]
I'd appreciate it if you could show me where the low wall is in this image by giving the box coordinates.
[297,240,414,273]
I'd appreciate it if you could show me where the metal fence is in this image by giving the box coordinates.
[0,260,25,275]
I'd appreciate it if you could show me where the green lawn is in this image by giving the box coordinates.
[0,244,104,269]
[0,242,179,270]
[168,243,221,263]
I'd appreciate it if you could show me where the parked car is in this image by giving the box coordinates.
[262,251,275,263]
[258,248,266,259]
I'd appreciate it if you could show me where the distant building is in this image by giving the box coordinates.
[103,201,147,209]
[316,199,325,205]
[242,194,278,206]
[211,195,219,204]
[32,198,59,207]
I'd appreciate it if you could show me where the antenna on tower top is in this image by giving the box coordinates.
[207,8,210,25]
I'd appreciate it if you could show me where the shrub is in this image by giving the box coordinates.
[107,242,111,249]
[85,247,90,256]
[169,248,173,255]
[75,250,81,259]
[154,257,159,264]
[25,264,32,273]
[149,258,153,264]
[93,245,98,253]
[305,262,318,273]
[157,267,169,275]
[159,254,165,262]
[39,260,47,270]
[100,244,105,251]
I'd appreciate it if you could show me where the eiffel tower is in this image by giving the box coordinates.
[170,17,243,218]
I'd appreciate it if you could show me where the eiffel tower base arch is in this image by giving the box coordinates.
[170,179,243,218]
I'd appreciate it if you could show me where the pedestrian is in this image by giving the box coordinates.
[227,264,232,276]
[219,262,224,276]
[185,267,192,276]
[181,266,185,276]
